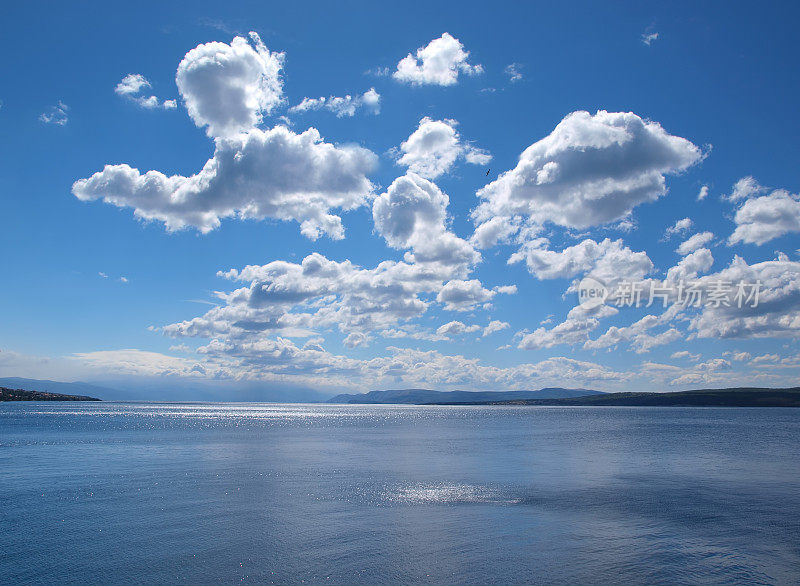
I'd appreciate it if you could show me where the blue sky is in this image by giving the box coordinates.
[1,1,799,395]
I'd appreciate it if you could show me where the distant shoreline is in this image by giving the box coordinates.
[0,387,101,402]
[3,385,799,408]
[426,387,800,408]
[331,387,800,408]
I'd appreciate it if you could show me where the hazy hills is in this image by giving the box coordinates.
[3,377,798,407]
[434,387,800,407]
[328,387,800,407]
[327,388,603,404]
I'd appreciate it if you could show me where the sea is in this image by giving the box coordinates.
[1,402,799,584]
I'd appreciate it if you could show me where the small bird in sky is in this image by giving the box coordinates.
[485,168,490,176]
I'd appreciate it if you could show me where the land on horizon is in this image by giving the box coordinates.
[428,387,800,407]
[2,378,799,407]
[0,387,101,402]
[329,387,800,407]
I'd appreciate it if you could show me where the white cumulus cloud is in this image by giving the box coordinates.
[343,332,371,348]
[509,237,653,285]
[518,304,618,350]
[726,176,767,202]
[395,117,490,179]
[115,74,176,110]
[372,172,480,267]
[473,110,702,234]
[586,314,682,354]
[664,217,693,239]
[728,188,800,245]
[436,321,481,337]
[73,125,377,239]
[393,33,482,86]
[665,247,714,281]
[436,279,511,312]
[176,32,285,138]
[483,320,510,336]
[676,231,714,255]
[688,254,800,339]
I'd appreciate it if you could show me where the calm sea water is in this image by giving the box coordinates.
[1,402,799,584]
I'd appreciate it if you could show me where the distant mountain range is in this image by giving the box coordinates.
[3,378,798,407]
[431,387,800,408]
[327,388,603,404]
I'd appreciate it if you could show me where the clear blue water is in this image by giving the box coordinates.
[2,403,799,584]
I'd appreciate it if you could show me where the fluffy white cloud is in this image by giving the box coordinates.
[697,185,709,201]
[395,117,490,179]
[176,32,284,138]
[536,251,800,355]
[393,33,482,86]
[147,256,635,389]
[728,188,800,245]
[373,172,445,247]
[585,314,682,354]
[483,320,510,336]
[73,125,376,239]
[168,256,428,339]
[372,172,480,266]
[436,320,481,337]
[78,33,380,240]
[343,332,371,349]
[671,350,700,361]
[515,239,719,354]
[664,217,693,239]
[115,73,150,95]
[115,74,176,110]
[629,329,684,353]
[155,167,503,349]
[436,279,510,311]
[518,304,617,350]
[473,110,702,234]
[665,247,714,281]
[39,101,69,126]
[509,238,653,285]
[470,216,521,249]
[688,255,800,339]
[55,32,800,392]
[676,231,714,255]
[546,250,800,353]
[667,360,793,388]
[289,88,380,117]
[164,243,491,344]
[665,358,734,386]
[726,176,766,202]
[463,146,492,165]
